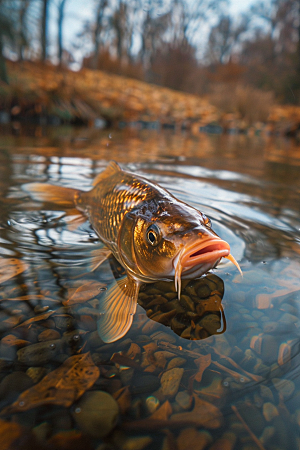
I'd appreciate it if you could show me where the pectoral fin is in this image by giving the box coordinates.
[89,247,112,272]
[97,275,140,343]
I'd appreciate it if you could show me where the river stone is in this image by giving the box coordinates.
[272,378,295,398]
[26,367,47,384]
[175,391,193,410]
[199,314,220,335]
[72,391,119,439]
[160,368,184,398]
[279,313,298,324]
[263,402,279,422]
[177,428,212,450]
[130,375,161,395]
[17,339,63,365]
[260,426,275,445]
[0,371,34,403]
[167,357,187,370]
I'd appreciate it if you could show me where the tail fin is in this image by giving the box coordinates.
[23,183,78,208]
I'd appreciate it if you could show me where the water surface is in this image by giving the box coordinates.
[0,127,300,450]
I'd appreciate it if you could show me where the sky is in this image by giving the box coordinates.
[49,0,257,66]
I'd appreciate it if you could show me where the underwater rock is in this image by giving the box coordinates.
[72,391,119,439]
[177,427,212,450]
[263,402,279,422]
[145,395,160,414]
[167,357,187,370]
[130,375,161,395]
[272,378,295,398]
[17,339,63,365]
[0,371,34,405]
[199,314,221,335]
[171,395,223,429]
[160,368,184,398]
[208,431,236,450]
[26,367,47,384]
[175,390,193,410]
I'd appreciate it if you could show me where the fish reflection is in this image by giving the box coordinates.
[24,161,240,343]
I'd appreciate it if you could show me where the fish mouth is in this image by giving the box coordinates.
[174,238,241,299]
[181,238,230,268]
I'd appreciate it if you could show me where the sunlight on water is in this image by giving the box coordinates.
[0,127,300,449]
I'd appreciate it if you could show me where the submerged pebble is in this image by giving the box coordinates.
[160,368,184,398]
[72,391,119,439]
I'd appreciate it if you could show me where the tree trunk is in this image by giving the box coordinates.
[58,0,67,66]
[92,0,107,69]
[0,39,9,84]
[41,0,49,61]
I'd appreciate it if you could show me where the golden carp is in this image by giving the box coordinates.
[24,161,241,342]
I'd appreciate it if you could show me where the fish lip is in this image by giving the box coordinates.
[179,238,230,268]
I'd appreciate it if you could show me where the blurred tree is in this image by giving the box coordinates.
[17,0,30,61]
[240,0,300,102]
[0,0,17,83]
[57,0,67,66]
[41,0,50,61]
[91,0,108,69]
[206,14,249,64]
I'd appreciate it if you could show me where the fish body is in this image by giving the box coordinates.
[24,161,241,342]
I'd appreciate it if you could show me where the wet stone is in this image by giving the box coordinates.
[263,402,279,422]
[72,391,119,439]
[175,390,193,410]
[260,426,275,445]
[196,283,212,299]
[237,403,265,435]
[17,339,63,365]
[0,371,34,405]
[177,428,212,450]
[160,368,184,398]
[199,314,221,335]
[180,295,195,312]
[272,378,295,398]
[130,375,161,395]
[167,357,186,370]
[26,366,47,384]
[279,313,298,324]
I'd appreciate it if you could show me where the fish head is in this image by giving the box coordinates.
[118,200,239,292]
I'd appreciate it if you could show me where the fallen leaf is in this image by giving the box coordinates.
[1,334,30,347]
[150,400,172,420]
[170,395,223,429]
[0,258,29,285]
[15,310,55,328]
[64,280,106,305]
[194,354,211,382]
[113,386,131,414]
[0,352,99,414]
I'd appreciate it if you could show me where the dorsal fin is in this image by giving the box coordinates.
[92,161,122,186]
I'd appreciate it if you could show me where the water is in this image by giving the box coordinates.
[0,126,300,449]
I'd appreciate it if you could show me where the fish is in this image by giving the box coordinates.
[24,161,241,343]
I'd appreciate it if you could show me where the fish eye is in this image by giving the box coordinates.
[146,224,160,246]
[203,214,212,229]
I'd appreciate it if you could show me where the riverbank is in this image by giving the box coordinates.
[1,61,300,137]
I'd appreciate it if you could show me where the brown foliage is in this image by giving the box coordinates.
[1,352,99,414]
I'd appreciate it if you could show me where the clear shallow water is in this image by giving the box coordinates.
[0,127,300,449]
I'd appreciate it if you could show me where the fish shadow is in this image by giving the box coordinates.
[138,274,226,340]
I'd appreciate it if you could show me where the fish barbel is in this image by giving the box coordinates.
[24,161,241,342]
